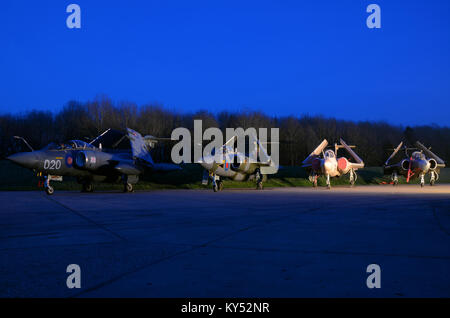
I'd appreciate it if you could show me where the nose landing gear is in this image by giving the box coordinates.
[326,174,331,189]
[40,174,61,195]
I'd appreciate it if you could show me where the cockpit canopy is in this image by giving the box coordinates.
[412,151,425,160]
[44,140,95,151]
[324,149,335,159]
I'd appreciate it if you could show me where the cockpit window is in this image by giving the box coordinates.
[324,150,335,158]
[412,151,425,160]
[67,140,94,149]
[43,140,94,150]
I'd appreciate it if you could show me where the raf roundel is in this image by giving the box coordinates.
[65,154,73,167]
[338,157,348,171]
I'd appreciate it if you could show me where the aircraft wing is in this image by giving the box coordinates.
[127,128,154,167]
[302,139,328,167]
[415,141,446,167]
[152,163,181,172]
[340,138,364,169]
[90,128,130,149]
[383,142,403,166]
[144,135,175,149]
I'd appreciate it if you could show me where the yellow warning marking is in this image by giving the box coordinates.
[55,157,63,159]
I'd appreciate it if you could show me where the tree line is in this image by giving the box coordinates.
[0,97,449,166]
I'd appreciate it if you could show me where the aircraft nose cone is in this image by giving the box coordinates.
[323,160,333,172]
[6,152,38,169]
[416,159,429,172]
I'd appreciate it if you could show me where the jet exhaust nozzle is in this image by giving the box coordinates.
[6,152,38,169]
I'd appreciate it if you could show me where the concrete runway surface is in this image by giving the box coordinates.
[1,185,449,297]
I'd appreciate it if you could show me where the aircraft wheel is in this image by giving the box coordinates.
[82,182,94,192]
[123,183,133,193]
[213,183,218,192]
[350,181,355,187]
[257,181,263,190]
[217,181,224,191]
[45,186,54,195]
[430,180,435,186]
[327,185,331,190]
[393,180,398,186]
[420,182,424,188]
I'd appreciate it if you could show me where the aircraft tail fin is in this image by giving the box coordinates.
[127,128,154,167]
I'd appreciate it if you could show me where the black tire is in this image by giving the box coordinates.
[82,183,94,192]
[430,180,435,186]
[123,183,133,193]
[213,184,218,192]
[393,180,398,186]
[45,186,54,195]
[218,181,224,191]
[257,181,263,190]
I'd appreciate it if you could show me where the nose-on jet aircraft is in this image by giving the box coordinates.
[301,138,365,189]
[7,128,179,194]
[383,141,446,187]
[198,134,278,192]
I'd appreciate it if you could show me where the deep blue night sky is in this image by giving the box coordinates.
[1,0,449,126]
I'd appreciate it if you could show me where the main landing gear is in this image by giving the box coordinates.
[391,171,399,186]
[349,169,357,187]
[430,170,438,186]
[81,181,94,193]
[255,169,264,190]
[308,173,318,187]
[211,174,223,192]
[420,173,425,188]
[326,174,331,190]
[123,183,133,193]
[121,174,134,193]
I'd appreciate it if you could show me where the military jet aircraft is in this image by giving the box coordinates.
[198,134,278,192]
[302,138,365,189]
[383,141,446,187]
[7,128,179,194]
